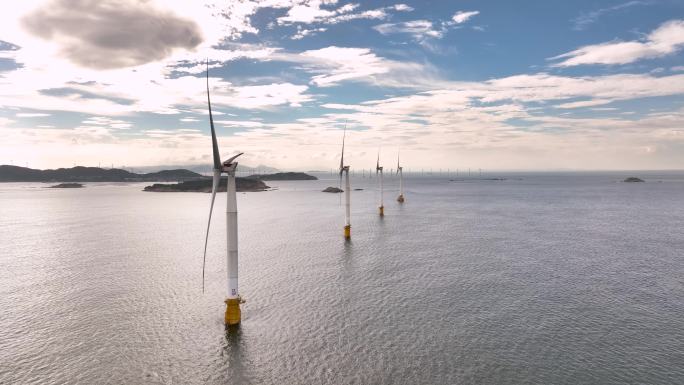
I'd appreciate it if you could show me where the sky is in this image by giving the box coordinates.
[1,0,683,171]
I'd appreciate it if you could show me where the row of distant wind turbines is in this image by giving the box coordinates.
[201,64,406,326]
[338,128,405,240]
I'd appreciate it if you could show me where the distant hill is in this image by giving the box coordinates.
[49,183,84,188]
[133,163,280,175]
[322,186,343,193]
[143,169,203,181]
[246,172,317,181]
[143,177,269,192]
[0,165,203,182]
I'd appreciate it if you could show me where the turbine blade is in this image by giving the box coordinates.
[207,60,221,170]
[224,152,244,166]
[397,150,400,175]
[202,170,220,293]
[339,126,346,176]
[338,124,346,205]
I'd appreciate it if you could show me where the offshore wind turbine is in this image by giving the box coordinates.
[202,62,245,326]
[376,150,384,216]
[339,128,351,239]
[396,151,405,203]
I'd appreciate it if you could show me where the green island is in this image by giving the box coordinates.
[49,183,84,188]
[246,172,317,181]
[322,186,343,193]
[144,177,269,192]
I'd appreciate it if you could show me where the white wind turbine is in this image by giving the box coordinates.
[396,150,405,203]
[202,62,244,326]
[339,128,351,239]
[376,149,384,216]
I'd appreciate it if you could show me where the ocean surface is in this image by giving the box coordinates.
[1,172,683,385]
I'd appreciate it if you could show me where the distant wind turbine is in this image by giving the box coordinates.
[396,150,405,203]
[339,128,351,239]
[202,61,245,326]
[376,149,384,216]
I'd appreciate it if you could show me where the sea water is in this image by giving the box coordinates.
[1,172,683,384]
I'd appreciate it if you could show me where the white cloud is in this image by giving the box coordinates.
[1,2,684,171]
[81,116,132,129]
[554,99,613,109]
[277,1,337,24]
[293,46,440,88]
[21,0,202,69]
[483,73,684,103]
[327,8,388,23]
[4,73,684,170]
[298,46,391,86]
[16,112,50,117]
[170,46,277,74]
[572,1,650,31]
[0,42,308,115]
[374,20,444,39]
[452,11,479,24]
[213,82,312,108]
[374,11,480,41]
[215,120,265,128]
[393,4,413,12]
[291,26,327,40]
[277,2,409,25]
[337,3,360,14]
[549,19,684,67]
[0,1,304,117]
[317,73,684,139]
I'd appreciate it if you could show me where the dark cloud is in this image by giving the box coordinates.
[22,0,202,69]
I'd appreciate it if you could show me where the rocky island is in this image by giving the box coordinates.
[144,177,269,192]
[246,172,317,181]
[49,183,84,188]
[623,177,645,183]
[322,186,343,193]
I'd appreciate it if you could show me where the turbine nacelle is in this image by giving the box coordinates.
[376,151,382,174]
[221,153,244,173]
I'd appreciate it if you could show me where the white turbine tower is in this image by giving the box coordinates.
[396,150,405,203]
[339,129,351,239]
[376,150,384,216]
[202,62,245,326]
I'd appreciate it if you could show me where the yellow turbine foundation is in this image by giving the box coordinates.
[344,225,351,239]
[224,298,242,325]
[379,206,384,216]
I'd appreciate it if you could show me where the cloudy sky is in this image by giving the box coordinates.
[1,0,683,170]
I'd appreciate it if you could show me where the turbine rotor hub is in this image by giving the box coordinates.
[221,162,238,173]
